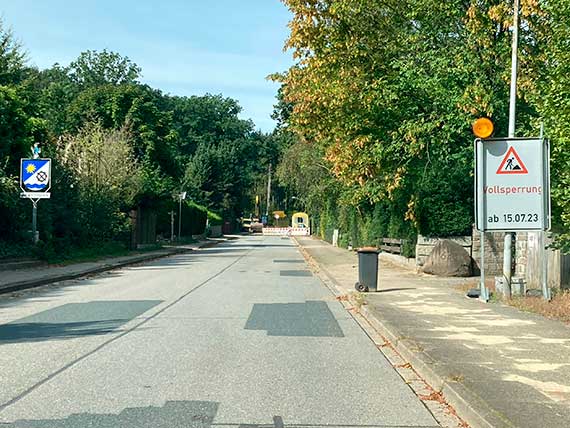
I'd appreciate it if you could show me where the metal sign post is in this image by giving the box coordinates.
[20,158,52,244]
[479,230,489,301]
[475,138,489,301]
[475,138,551,300]
[32,199,38,244]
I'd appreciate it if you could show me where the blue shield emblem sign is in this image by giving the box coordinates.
[21,159,51,193]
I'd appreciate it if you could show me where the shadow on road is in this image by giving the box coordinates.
[8,401,373,428]
[0,319,130,344]
[0,300,161,344]
[245,301,344,337]
[8,400,219,428]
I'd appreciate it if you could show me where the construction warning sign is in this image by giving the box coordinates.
[496,147,528,174]
[475,138,550,232]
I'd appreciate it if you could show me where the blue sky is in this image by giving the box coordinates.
[1,0,293,132]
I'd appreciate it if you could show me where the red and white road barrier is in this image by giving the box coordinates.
[262,227,310,236]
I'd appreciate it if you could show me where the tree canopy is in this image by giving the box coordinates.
[274,0,569,250]
[0,20,281,258]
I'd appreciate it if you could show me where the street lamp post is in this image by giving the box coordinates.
[265,164,271,218]
[170,210,174,242]
[503,0,520,299]
[178,191,187,241]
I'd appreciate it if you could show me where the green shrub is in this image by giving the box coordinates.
[0,240,34,258]
[182,201,208,236]
[155,199,211,238]
[207,210,223,226]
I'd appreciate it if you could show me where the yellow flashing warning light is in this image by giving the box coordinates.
[472,117,494,139]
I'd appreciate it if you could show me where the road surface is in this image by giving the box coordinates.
[0,236,440,428]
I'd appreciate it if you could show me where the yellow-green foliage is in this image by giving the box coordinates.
[277,0,562,242]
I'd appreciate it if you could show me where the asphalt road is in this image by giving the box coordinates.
[0,236,440,428]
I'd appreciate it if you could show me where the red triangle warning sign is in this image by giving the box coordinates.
[496,146,528,174]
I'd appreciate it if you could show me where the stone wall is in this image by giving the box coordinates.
[515,232,529,278]
[472,230,506,276]
[415,229,570,286]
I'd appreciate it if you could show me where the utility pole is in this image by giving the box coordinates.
[503,0,520,299]
[540,123,550,300]
[170,210,174,242]
[508,0,519,140]
[178,191,187,241]
[178,198,182,241]
[265,164,271,218]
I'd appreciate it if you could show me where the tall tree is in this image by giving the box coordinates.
[277,0,543,238]
[532,0,570,250]
[57,122,142,242]
[68,49,141,88]
[0,19,26,86]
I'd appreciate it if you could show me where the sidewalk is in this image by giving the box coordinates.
[0,240,217,294]
[295,236,570,428]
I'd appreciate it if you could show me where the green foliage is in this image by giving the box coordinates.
[0,240,34,259]
[207,210,223,226]
[276,0,546,246]
[68,49,141,88]
[532,0,570,252]
[0,26,278,258]
[183,122,282,219]
[0,160,23,240]
[416,168,474,237]
[0,19,26,85]
[181,201,208,236]
[43,123,140,248]
[58,122,141,203]
[0,85,32,170]
[155,200,209,238]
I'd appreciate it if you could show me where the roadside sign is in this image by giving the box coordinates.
[20,192,51,199]
[475,138,550,231]
[19,158,52,244]
[496,147,528,174]
[20,158,51,196]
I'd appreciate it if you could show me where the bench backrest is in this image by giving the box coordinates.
[378,238,405,254]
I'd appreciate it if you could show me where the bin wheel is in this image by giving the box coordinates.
[355,282,368,292]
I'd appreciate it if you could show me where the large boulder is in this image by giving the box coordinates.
[422,240,473,277]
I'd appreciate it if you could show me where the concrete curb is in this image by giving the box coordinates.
[293,237,511,428]
[0,241,216,295]
[357,304,510,428]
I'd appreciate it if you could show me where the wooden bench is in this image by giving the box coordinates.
[378,238,405,255]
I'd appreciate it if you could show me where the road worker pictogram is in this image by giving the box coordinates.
[496,146,528,175]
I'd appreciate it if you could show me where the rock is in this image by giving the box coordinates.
[422,240,473,277]
[466,288,481,298]
[526,289,543,298]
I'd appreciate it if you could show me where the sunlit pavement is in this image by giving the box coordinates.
[296,236,570,428]
[0,235,439,428]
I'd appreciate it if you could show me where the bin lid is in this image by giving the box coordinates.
[357,246,379,254]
